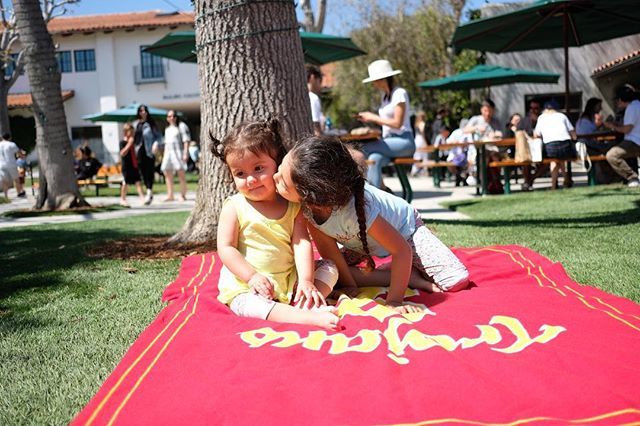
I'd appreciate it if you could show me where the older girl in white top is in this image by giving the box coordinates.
[534,100,576,190]
[357,60,415,189]
[161,110,190,201]
[274,136,469,314]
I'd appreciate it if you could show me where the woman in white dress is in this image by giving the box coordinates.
[161,110,191,201]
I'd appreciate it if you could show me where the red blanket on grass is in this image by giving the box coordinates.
[73,245,640,425]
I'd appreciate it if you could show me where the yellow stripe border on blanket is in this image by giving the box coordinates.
[389,407,640,425]
[108,293,203,425]
[181,253,206,294]
[461,247,640,334]
[84,254,215,425]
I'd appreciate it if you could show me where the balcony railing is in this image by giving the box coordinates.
[133,64,166,84]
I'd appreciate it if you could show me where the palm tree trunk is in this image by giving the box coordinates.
[13,0,87,209]
[0,83,11,135]
[170,0,312,244]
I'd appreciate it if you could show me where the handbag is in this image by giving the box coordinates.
[528,137,543,163]
[514,130,531,162]
[575,140,592,171]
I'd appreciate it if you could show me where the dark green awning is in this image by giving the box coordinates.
[144,31,366,66]
[452,0,640,53]
[417,64,559,90]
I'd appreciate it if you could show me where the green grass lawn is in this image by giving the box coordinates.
[1,184,639,423]
[2,204,128,218]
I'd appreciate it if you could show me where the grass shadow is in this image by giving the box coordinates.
[0,224,176,300]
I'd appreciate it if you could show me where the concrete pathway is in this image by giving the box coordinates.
[0,165,592,228]
[0,189,195,229]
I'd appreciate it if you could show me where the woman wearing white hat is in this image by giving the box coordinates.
[357,59,415,189]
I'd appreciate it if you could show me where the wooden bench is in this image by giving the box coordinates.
[77,164,123,196]
[487,154,632,194]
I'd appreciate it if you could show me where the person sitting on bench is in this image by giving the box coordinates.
[75,146,102,180]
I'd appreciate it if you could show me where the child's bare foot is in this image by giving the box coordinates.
[409,269,443,293]
[163,197,175,202]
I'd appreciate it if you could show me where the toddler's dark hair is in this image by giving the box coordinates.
[210,118,286,166]
[288,136,375,272]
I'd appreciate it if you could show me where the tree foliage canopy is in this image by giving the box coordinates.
[326,2,480,128]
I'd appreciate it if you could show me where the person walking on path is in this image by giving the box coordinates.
[0,133,25,199]
[604,85,640,187]
[119,123,145,206]
[161,110,190,201]
[356,59,415,190]
[133,105,162,205]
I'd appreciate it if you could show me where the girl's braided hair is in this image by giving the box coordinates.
[288,136,375,272]
[210,118,287,166]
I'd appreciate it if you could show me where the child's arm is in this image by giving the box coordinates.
[120,136,134,157]
[217,201,274,298]
[291,212,325,308]
[367,216,421,313]
[308,225,359,291]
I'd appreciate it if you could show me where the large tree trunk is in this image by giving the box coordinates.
[0,83,10,135]
[170,0,312,244]
[13,0,87,210]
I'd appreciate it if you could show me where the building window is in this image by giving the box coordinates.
[5,53,21,77]
[140,47,164,79]
[56,51,72,73]
[74,49,96,72]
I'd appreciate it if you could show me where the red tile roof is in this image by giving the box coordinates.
[48,11,194,35]
[592,49,640,77]
[9,91,75,108]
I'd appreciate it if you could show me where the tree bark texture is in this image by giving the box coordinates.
[0,84,10,134]
[13,0,87,209]
[171,0,312,244]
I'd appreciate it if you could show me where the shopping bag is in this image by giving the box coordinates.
[528,138,543,163]
[575,140,592,171]
[514,130,531,163]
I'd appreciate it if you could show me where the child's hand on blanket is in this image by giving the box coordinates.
[294,280,326,310]
[386,301,423,314]
[248,273,275,299]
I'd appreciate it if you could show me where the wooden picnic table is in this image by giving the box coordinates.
[338,130,381,143]
[417,132,618,195]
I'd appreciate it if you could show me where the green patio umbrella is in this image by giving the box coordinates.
[143,31,366,65]
[451,0,640,110]
[417,64,559,90]
[82,103,180,122]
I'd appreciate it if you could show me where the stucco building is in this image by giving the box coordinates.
[9,10,199,163]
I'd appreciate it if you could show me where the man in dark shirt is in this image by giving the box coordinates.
[519,99,541,136]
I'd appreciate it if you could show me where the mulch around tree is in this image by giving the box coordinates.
[87,236,217,260]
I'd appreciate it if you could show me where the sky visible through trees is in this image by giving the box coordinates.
[65,0,518,34]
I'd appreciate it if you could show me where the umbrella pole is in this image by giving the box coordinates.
[563,11,570,115]
[563,10,573,186]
